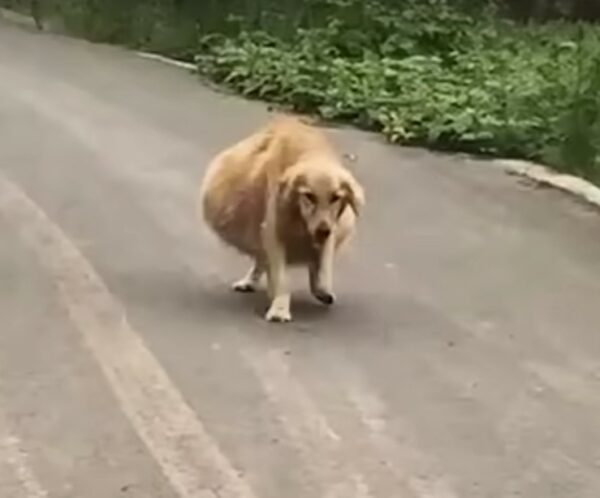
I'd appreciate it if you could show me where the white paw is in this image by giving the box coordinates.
[265,302,292,323]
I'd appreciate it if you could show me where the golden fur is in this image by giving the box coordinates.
[200,116,365,322]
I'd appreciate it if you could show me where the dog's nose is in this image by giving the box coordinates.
[314,224,331,242]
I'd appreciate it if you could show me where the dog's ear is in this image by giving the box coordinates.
[277,172,306,206]
[340,175,365,216]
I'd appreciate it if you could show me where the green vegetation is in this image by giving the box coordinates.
[3,0,600,180]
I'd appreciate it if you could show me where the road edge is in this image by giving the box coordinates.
[495,158,600,209]
[136,51,197,72]
[0,7,38,29]
[3,7,600,212]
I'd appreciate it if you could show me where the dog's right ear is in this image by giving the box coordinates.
[277,172,306,206]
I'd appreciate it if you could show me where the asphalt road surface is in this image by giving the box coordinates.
[2,20,600,498]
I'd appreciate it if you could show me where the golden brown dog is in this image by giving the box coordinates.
[200,116,365,322]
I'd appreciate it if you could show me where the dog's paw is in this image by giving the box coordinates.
[232,280,257,293]
[312,289,336,306]
[265,303,292,323]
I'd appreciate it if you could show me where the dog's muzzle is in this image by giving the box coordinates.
[313,224,332,245]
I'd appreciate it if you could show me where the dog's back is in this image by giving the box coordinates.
[262,116,338,164]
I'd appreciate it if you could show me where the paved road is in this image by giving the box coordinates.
[2,20,600,498]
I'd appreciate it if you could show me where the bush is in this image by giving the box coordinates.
[196,4,600,180]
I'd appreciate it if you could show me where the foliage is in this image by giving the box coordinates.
[196,3,600,180]
[3,0,600,179]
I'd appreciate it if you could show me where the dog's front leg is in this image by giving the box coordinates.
[264,239,291,322]
[309,234,336,306]
[263,198,292,323]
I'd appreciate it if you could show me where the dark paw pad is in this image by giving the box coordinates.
[232,282,256,293]
[315,291,336,306]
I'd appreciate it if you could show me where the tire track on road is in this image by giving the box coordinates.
[0,173,257,498]
[241,347,373,498]
[0,409,48,498]
[340,367,459,498]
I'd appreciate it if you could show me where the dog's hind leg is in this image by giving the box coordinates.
[309,235,336,306]
[232,259,264,293]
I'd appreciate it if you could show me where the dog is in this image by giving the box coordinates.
[199,116,365,323]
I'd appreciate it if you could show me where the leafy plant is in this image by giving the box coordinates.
[195,3,600,180]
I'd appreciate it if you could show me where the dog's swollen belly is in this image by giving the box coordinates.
[282,233,318,265]
[202,181,267,257]
[203,201,264,257]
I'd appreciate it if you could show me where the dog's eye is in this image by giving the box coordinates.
[302,191,317,204]
[330,193,342,204]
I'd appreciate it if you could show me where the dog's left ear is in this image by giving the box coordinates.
[340,175,365,216]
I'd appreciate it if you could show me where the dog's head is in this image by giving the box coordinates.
[278,161,365,247]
